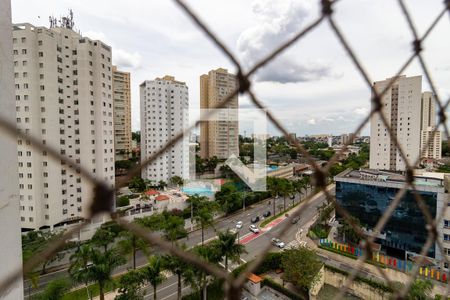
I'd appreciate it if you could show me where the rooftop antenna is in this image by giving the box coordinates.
[50,9,76,30]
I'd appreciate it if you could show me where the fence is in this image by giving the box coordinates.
[1,0,450,299]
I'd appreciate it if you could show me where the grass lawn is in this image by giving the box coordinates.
[62,279,118,300]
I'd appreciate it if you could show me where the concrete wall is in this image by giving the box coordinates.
[310,267,390,300]
[0,0,24,298]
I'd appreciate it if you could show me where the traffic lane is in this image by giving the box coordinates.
[242,194,328,261]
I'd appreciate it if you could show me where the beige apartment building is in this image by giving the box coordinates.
[13,23,115,230]
[200,68,239,159]
[113,66,132,160]
[370,75,441,171]
[420,91,441,160]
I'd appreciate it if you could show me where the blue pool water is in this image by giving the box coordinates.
[267,165,279,171]
[182,187,215,197]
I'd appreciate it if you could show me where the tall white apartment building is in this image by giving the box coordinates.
[113,66,132,161]
[140,76,189,182]
[0,0,24,297]
[13,23,115,230]
[420,91,441,160]
[370,75,422,171]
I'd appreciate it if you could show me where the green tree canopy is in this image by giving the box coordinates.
[281,247,323,291]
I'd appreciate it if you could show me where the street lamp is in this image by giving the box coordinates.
[190,200,194,231]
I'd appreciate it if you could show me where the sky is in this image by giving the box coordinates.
[11,0,450,137]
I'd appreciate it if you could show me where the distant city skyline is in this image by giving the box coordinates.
[11,0,450,137]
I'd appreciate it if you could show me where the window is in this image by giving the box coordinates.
[445,220,450,228]
[38,52,43,57]
[21,37,26,43]
[21,49,27,54]
[445,234,450,242]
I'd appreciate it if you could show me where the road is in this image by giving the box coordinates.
[24,188,318,298]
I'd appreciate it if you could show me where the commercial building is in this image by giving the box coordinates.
[13,22,115,230]
[113,66,132,161]
[0,0,24,296]
[140,76,189,182]
[369,75,441,171]
[335,169,450,262]
[200,68,239,159]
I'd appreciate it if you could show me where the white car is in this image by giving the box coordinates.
[235,221,243,229]
[271,238,285,248]
[249,225,260,233]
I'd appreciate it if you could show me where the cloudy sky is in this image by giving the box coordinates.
[11,0,450,136]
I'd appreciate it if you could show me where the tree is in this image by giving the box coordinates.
[337,215,361,244]
[169,175,184,187]
[188,245,221,300]
[281,247,323,291]
[267,177,281,215]
[91,226,117,253]
[34,278,71,300]
[115,270,145,300]
[162,250,190,300]
[117,231,149,269]
[22,230,69,275]
[129,176,146,192]
[407,279,433,300]
[278,178,293,211]
[189,195,218,244]
[87,248,126,300]
[214,230,246,270]
[117,195,130,207]
[132,131,141,143]
[69,244,95,300]
[163,214,188,245]
[141,256,165,300]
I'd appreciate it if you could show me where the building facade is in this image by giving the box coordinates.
[13,23,115,230]
[112,66,132,161]
[369,75,423,171]
[420,91,441,160]
[200,68,239,159]
[140,76,189,182]
[0,0,24,297]
[335,169,450,262]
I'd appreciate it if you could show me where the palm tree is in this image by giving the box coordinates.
[88,248,126,300]
[158,180,167,190]
[169,176,184,187]
[69,244,94,300]
[162,250,189,300]
[35,278,70,300]
[117,231,149,269]
[190,195,218,244]
[190,245,221,300]
[267,177,281,215]
[162,214,187,245]
[115,269,145,300]
[141,256,166,300]
[91,227,116,253]
[215,230,246,271]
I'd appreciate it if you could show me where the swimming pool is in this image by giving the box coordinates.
[182,186,215,197]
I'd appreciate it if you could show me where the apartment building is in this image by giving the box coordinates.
[13,23,115,230]
[113,66,132,160]
[0,0,24,297]
[420,91,441,160]
[369,75,423,171]
[140,76,189,182]
[200,68,239,159]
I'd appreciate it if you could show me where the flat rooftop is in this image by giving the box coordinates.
[336,169,445,188]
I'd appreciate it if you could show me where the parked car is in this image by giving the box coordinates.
[251,216,260,223]
[291,216,300,224]
[249,225,260,233]
[263,211,271,218]
[271,238,285,248]
[235,221,243,229]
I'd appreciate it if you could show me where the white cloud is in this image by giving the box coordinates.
[113,49,143,70]
[307,118,316,125]
[353,107,369,116]
[237,0,333,83]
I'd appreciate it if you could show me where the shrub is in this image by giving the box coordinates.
[116,196,130,207]
[261,278,304,300]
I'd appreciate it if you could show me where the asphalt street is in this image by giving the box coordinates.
[24,189,317,299]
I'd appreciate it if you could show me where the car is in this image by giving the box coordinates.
[235,221,243,229]
[249,225,260,233]
[271,238,285,248]
[291,216,300,224]
[263,211,271,218]
[251,216,260,223]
